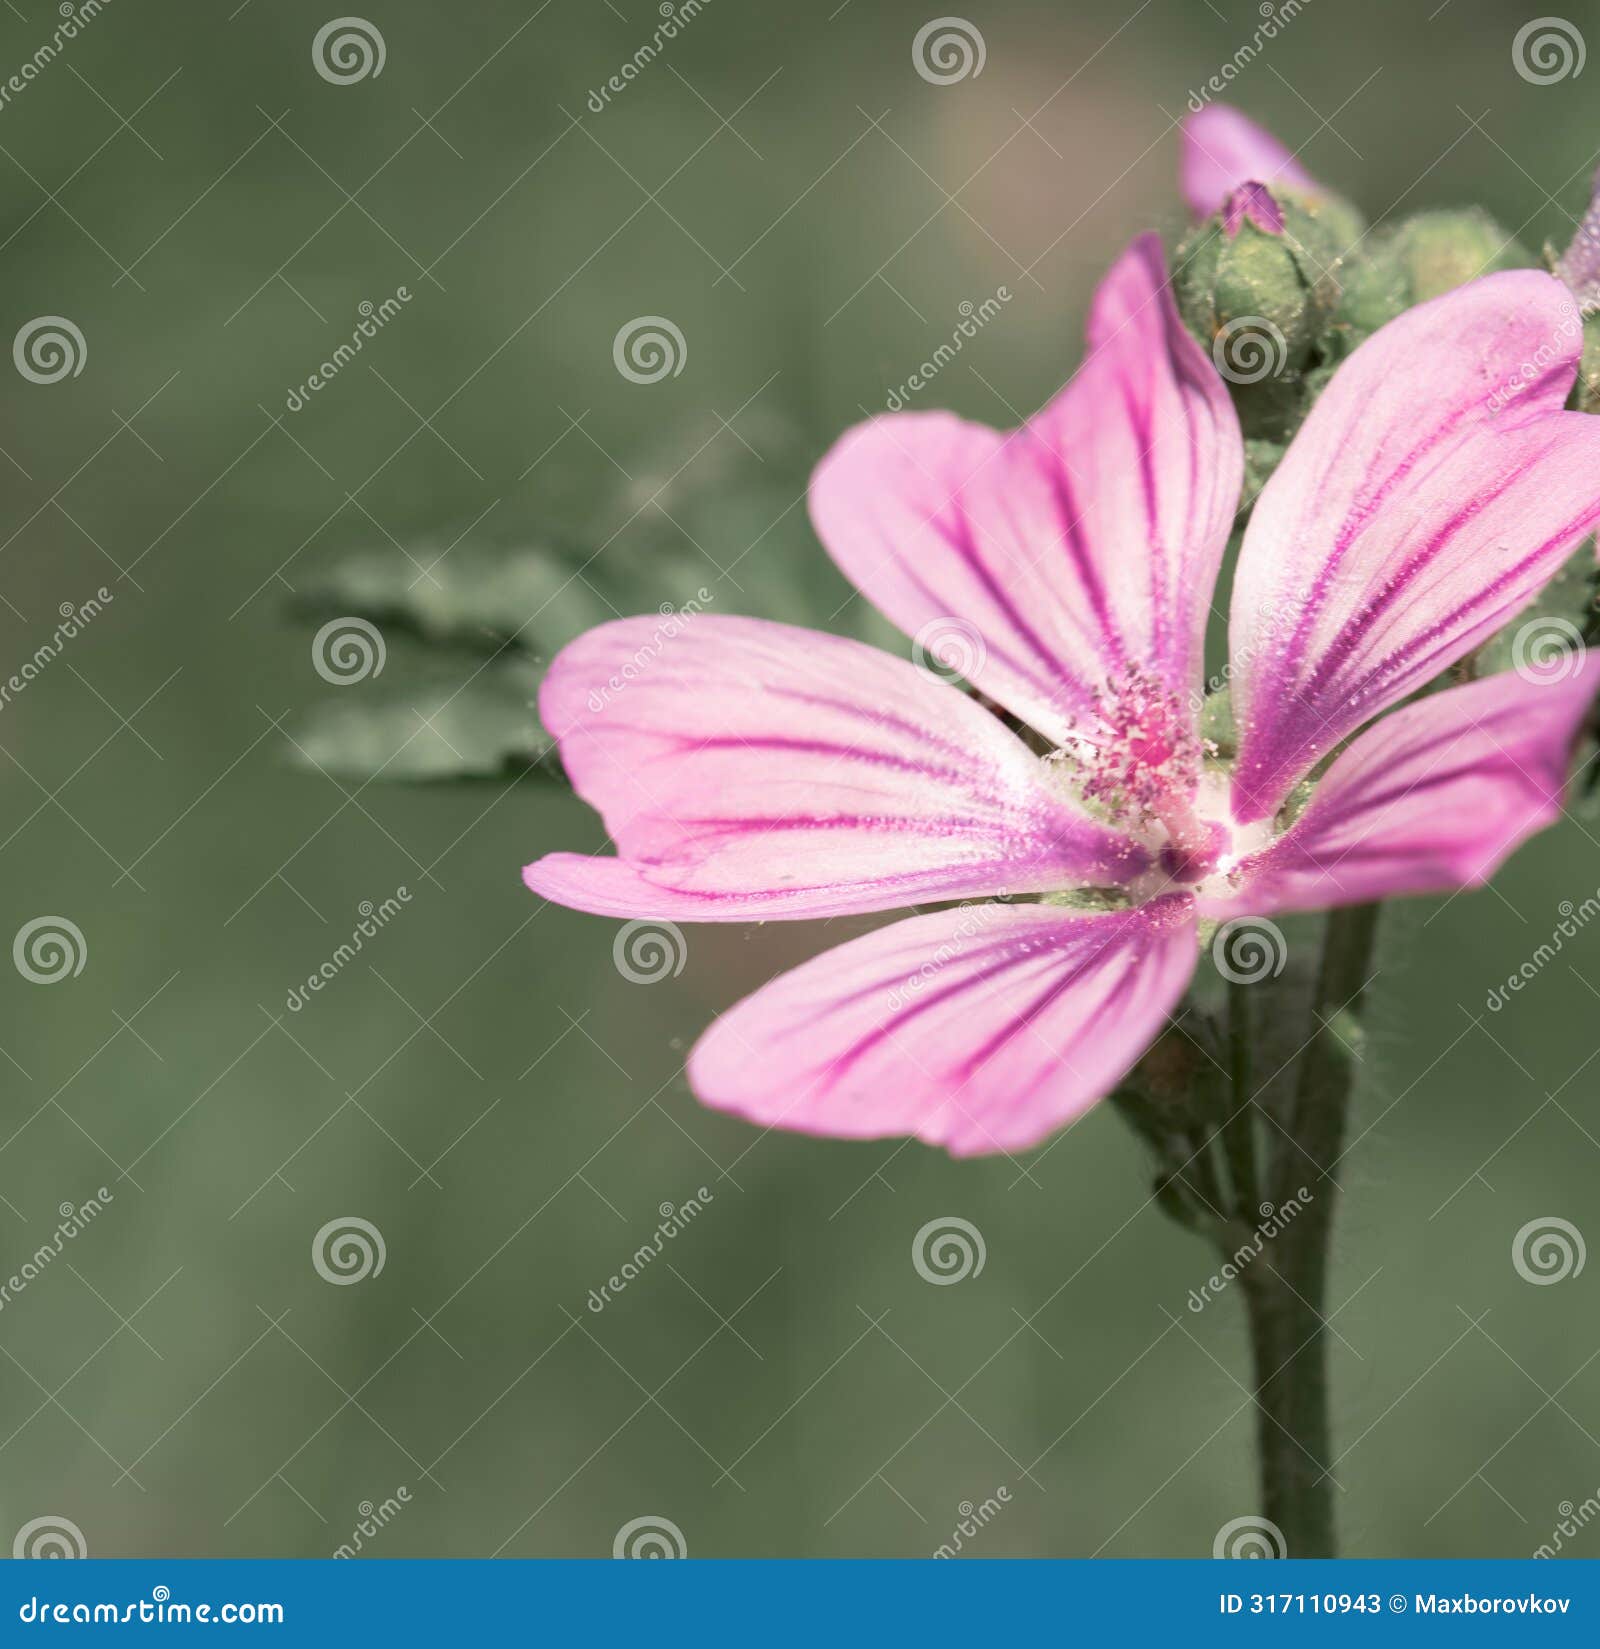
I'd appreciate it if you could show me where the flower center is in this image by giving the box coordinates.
[1068,666,1203,825]
[1060,666,1228,885]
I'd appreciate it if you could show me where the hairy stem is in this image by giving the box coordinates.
[1243,903,1381,1558]
[1223,976,1260,1212]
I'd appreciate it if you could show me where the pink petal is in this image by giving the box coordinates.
[520,853,981,921]
[1180,105,1317,219]
[1221,181,1287,237]
[687,895,1198,1157]
[1228,270,1600,822]
[527,614,1148,922]
[808,235,1242,746]
[1208,659,1597,918]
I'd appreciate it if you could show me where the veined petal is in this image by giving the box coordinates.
[528,614,1148,922]
[520,853,1054,922]
[687,895,1198,1157]
[1180,105,1317,219]
[1208,659,1597,918]
[808,235,1242,746]
[1228,270,1600,822]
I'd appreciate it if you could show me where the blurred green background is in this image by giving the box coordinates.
[0,0,1598,1560]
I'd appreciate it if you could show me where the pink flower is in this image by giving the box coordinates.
[526,237,1600,1157]
[1180,104,1319,220]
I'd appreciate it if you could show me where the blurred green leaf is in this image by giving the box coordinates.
[288,520,705,784]
[286,463,902,785]
[291,661,552,783]
[291,527,703,659]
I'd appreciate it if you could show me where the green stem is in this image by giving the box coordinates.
[1223,976,1260,1212]
[1242,903,1381,1559]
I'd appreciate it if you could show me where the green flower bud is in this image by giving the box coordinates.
[1573,312,1600,414]
[1324,210,1531,366]
[1323,247,1410,357]
[1388,207,1532,301]
[1242,437,1285,506]
[1319,209,1537,351]
[1175,183,1362,441]
[1177,194,1530,447]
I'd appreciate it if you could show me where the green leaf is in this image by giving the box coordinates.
[291,528,703,661]
[285,452,908,785]
[290,661,552,783]
[287,523,711,784]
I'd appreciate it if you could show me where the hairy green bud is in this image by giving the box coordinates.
[1569,311,1600,415]
[1176,183,1362,440]
[1390,207,1531,299]
[1328,209,1532,360]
